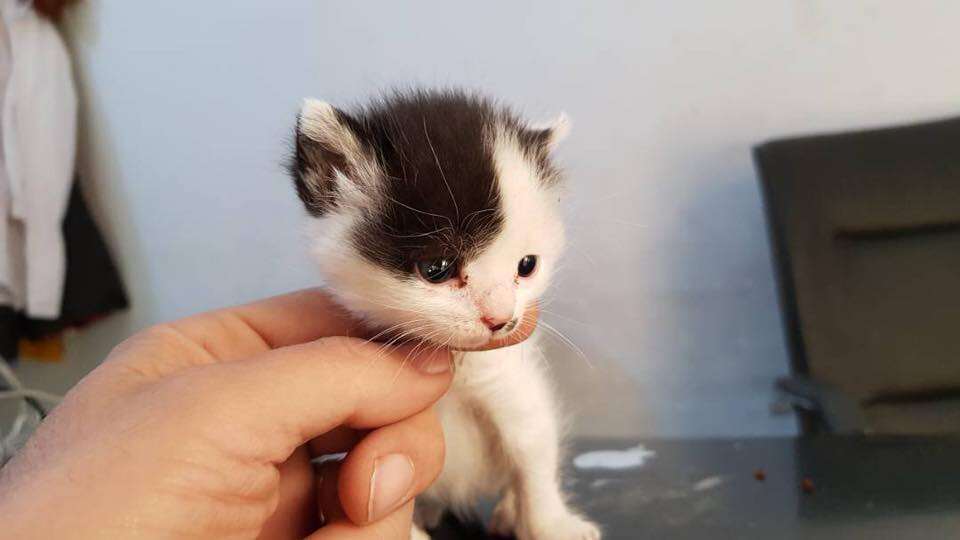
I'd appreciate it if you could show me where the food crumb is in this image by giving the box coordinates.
[801,478,815,494]
[753,469,766,481]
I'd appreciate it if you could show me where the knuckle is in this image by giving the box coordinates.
[105,324,166,358]
[139,322,180,343]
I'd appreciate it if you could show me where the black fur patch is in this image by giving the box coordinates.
[290,89,556,276]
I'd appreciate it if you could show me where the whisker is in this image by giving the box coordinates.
[382,226,455,239]
[357,322,434,378]
[376,186,453,226]
[362,321,412,345]
[538,320,594,370]
[422,117,460,222]
[390,327,444,387]
[538,308,589,327]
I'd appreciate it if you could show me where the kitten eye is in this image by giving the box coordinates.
[416,257,458,283]
[517,255,538,278]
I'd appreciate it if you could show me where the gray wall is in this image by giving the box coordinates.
[15,1,960,438]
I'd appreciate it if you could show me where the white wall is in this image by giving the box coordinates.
[19,0,960,437]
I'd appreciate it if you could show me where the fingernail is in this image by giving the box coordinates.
[368,453,415,522]
[415,350,450,374]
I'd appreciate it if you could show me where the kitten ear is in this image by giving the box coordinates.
[291,99,375,215]
[527,112,571,152]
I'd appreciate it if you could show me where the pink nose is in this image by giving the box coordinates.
[481,315,510,332]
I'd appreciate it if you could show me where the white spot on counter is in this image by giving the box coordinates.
[692,475,725,492]
[573,444,656,470]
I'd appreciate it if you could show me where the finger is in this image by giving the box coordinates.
[309,500,415,540]
[338,408,445,525]
[229,288,362,348]
[169,288,361,362]
[458,303,539,351]
[191,337,452,463]
[257,446,317,539]
[106,289,367,380]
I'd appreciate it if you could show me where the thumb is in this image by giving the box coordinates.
[185,336,452,463]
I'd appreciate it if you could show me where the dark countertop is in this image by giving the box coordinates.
[429,436,960,539]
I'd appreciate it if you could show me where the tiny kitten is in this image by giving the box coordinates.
[289,89,600,540]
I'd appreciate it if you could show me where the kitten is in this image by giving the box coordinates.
[289,89,600,540]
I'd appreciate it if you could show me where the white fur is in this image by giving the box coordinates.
[306,117,599,539]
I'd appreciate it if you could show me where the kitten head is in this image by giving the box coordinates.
[290,89,568,349]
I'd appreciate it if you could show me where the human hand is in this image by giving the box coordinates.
[0,289,536,539]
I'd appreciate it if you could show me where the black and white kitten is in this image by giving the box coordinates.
[289,89,600,540]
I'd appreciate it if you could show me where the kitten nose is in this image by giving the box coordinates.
[481,316,509,332]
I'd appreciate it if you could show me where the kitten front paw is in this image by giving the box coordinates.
[519,512,601,540]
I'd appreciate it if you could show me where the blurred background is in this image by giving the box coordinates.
[6,0,960,441]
